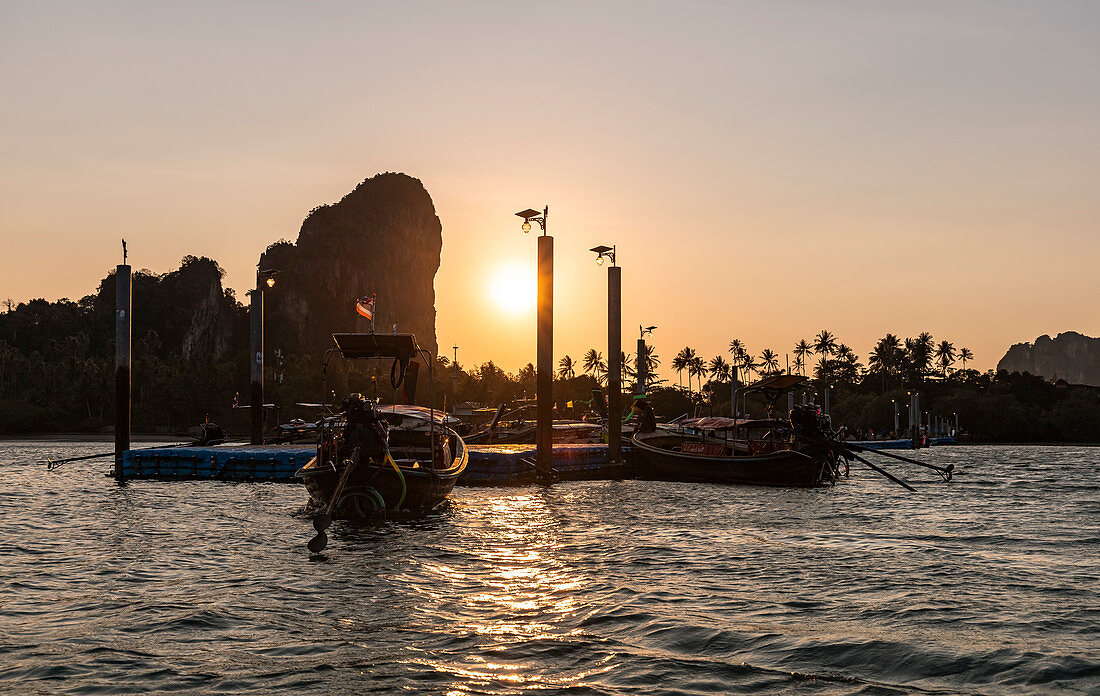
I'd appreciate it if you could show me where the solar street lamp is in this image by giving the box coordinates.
[516,206,552,481]
[592,244,622,464]
[250,268,280,444]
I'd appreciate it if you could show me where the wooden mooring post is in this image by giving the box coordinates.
[536,232,554,483]
[114,255,131,481]
[607,263,622,465]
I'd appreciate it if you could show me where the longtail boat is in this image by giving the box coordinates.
[631,375,842,488]
[296,333,468,525]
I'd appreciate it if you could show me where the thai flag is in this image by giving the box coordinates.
[356,294,375,320]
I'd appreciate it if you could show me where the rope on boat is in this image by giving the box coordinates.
[385,448,407,510]
[338,485,386,517]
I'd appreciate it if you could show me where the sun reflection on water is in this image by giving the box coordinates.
[411,490,609,690]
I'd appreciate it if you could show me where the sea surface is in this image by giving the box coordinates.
[1,442,1098,695]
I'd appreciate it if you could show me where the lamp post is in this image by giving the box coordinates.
[638,325,656,395]
[892,398,899,435]
[451,345,458,414]
[115,241,131,481]
[591,245,621,465]
[250,268,278,445]
[517,206,552,482]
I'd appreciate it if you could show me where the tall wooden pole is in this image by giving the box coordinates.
[114,263,131,481]
[249,287,263,445]
[636,338,646,395]
[607,265,622,464]
[536,233,553,482]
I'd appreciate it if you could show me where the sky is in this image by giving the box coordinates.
[2,0,1098,378]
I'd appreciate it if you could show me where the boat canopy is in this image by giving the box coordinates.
[680,417,791,431]
[741,374,808,392]
[680,417,749,430]
[332,333,419,361]
[377,404,460,426]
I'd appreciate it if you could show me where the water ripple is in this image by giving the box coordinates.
[0,442,1098,694]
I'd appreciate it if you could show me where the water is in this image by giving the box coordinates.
[1,442,1098,695]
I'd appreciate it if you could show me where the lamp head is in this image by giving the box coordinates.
[516,207,547,235]
[266,276,276,288]
[589,244,615,267]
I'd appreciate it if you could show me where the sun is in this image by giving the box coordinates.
[488,264,536,314]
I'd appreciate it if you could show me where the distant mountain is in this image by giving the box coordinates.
[997,332,1100,386]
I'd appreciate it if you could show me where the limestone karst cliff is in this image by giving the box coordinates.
[259,173,442,360]
[997,332,1100,386]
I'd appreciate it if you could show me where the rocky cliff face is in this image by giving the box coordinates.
[92,255,245,361]
[259,173,442,359]
[997,332,1100,386]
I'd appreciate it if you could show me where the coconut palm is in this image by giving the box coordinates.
[709,355,730,382]
[906,333,934,379]
[959,347,974,370]
[792,355,805,376]
[741,354,759,384]
[687,355,707,392]
[792,339,812,375]
[583,348,606,384]
[672,348,691,389]
[678,347,698,392]
[728,339,749,383]
[621,351,636,384]
[934,339,956,377]
[868,333,903,392]
[760,349,780,375]
[813,330,837,360]
[557,355,576,380]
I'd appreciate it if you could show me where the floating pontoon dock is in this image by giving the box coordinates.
[120,442,629,486]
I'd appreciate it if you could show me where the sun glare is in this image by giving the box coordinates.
[488,265,536,315]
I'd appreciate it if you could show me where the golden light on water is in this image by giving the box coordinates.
[487,265,536,315]
[416,491,613,690]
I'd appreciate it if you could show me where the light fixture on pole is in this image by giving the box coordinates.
[517,206,552,482]
[637,325,656,395]
[250,268,279,444]
[592,244,622,465]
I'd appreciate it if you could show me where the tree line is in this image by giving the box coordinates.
[1,273,1096,443]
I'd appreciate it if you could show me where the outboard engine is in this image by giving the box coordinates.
[336,393,388,464]
[789,404,827,441]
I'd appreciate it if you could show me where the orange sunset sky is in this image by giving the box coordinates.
[2,1,1098,379]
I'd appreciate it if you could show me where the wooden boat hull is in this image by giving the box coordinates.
[296,432,468,519]
[631,432,831,488]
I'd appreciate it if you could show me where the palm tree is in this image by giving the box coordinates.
[672,348,691,389]
[741,354,759,384]
[792,355,805,376]
[792,339,812,375]
[934,339,956,378]
[868,333,902,392]
[687,355,707,393]
[812,330,837,360]
[621,351,636,385]
[583,348,606,384]
[708,355,730,382]
[558,355,576,380]
[642,343,655,380]
[959,347,974,371]
[728,339,747,384]
[760,348,780,375]
[833,344,861,385]
[678,347,698,392]
[906,333,934,381]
